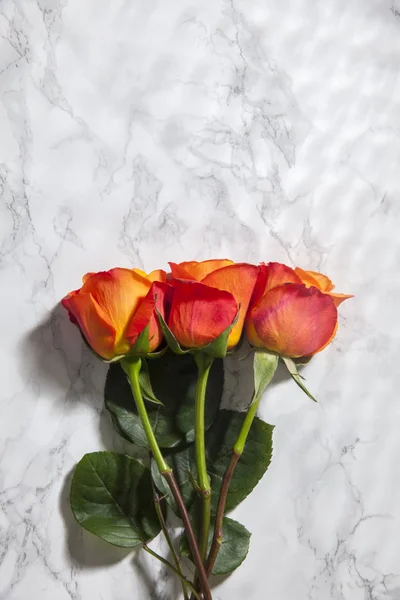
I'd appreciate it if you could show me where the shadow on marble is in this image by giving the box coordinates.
[22,303,134,450]
[22,303,104,400]
[132,551,184,600]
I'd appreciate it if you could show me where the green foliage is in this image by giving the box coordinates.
[180,516,251,575]
[70,452,160,548]
[105,351,223,449]
[152,410,274,514]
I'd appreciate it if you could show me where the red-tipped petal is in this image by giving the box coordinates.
[251,262,302,307]
[126,282,172,352]
[202,263,259,349]
[61,292,117,359]
[168,281,237,349]
[247,284,338,357]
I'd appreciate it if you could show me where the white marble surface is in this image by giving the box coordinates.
[1,0,400,598]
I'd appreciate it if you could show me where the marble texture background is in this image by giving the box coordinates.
[1,0,400,598]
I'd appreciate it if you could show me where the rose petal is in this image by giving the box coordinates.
[126,282,172,351]
[62,292,117,359]
[295,267,334,292]
[168,281,237,349]
[251,262,302,308]
[169,259,234,281]
[295,267,353,306]
[247,283,338,357]
[202,263,259,349]
[81,268,151,338]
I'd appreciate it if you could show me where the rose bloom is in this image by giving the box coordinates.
[246,262,352,358]
[167,279,238,350]
[169,259,259,350]
[62,268,168,360]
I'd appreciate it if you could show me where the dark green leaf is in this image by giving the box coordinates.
[207,410,274,513]
[281,356,316,402]
[152,410,274,515]
[70,452,160,548]
[179,516,251,575]
[105,351,223,449]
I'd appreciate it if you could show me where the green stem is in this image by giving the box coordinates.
[233,394,261,455]
[194,353,213,561]
[206,393,261,576]
[152,481,189,600]
[143,545,201,600]
[122,357,169,473]
[122,357,212,600]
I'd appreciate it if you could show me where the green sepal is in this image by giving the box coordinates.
[79,324,161,363]
[179,516,251,575]
[70,451,161,548]
[138,359,163,405]
[199,311,239,359]
[281,356,317,402]
[146,345,168,360]
[156,309,189,355]
[157,308,239,359]
[252,350,279,404]
[127,324,150,357]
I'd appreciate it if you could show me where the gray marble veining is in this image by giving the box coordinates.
[1,0,399,598]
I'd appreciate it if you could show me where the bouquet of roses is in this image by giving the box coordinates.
[62,259,351,599]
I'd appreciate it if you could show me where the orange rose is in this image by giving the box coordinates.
[169,259,259,350]
[62,268,168,360]
[246,262,352,358]
[167,280,238,350]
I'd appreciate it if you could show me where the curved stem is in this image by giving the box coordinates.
[122,357,212,600]
[194,354,213,561]
[152,481,188,600]
[206,394,261,576]
[143,545,201,600]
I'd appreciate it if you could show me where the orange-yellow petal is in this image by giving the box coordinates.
[202,263,259,349]
[295,267,334,292]
[81,268,151,342]
[246,284,338,357]
[168,281,237,349]
[146,269,167,283]
[329,293,354,307]
[61,292,117,359]
[169,259,234,282]
[295,267,353,306]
